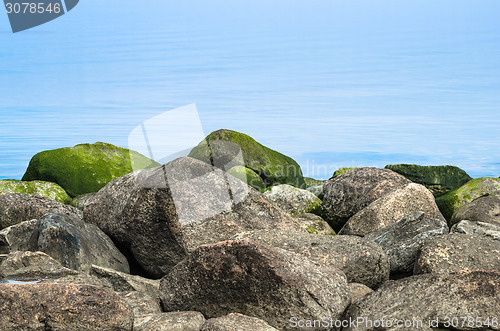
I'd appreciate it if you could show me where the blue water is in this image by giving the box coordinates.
[1,0,499,180]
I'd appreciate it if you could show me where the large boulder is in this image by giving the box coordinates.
[292,213,335,235]
[451,220,500,240]
[344,270,500,331]
[188,129,306,188]
[227,166,266,191]
[384,164,472,196]
[263,184,321,216]
[116,291,161,316]
[0,219,39,254]
[364,211,449,274]
[134,312,206,331]
[70,192,97,210]
[0,251,78,280]
[414,233,500,274]
[84,157,304,278]
[22,142,159,197]
[322,167,411,231]
[160,239,350,330]
[0,179,72,204]
[339,183,445,236]
[233,230,389,289]
[0,193,81,230]
[202,313,278,331]
[436,177,500,221]
[450,195,500,226]
[36,213,129,273]
[0,283,133,330]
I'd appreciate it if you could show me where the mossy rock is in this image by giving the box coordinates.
[304,177,325,188]
[22,142,160,197]
[227,166,265,191]
[0,179,72,204]
[188,129,306,188]
[385,164,472,197]
[332,167,358,178]
[436,177,500,222]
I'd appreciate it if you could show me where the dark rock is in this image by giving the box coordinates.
[84,157,304,278]
[384,164,472,196]
[117,291,161,316]
[0,193,81,230]
[344,270,500,331]
[292,213,335,235]
[414,233,500,274]
[71,192,97,210]
[339,183,445,236]
[36,213,129,273]
[22,142,159,197]
[0,251,78,280]
[348,283,373,303]
[450,220,500,240]
[0,219,39,254]
[160,239,350,330]
[202,313,278,331]
[263,184,321,216]
[0,283,133,330]
[364,211,449,273]
[232,230,388,289]
[451,195,500,226]
[188,129,306,188]
[322,167,410,231]
[134,311,205,331]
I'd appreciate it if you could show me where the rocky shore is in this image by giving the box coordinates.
[1,129,499,330]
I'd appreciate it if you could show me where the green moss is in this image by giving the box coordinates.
[188,129,306,188]
[0,179,72,204]
[332,167,358,178]
[304,177,325,188]
[227,166,266,191]
[22,142,160,197]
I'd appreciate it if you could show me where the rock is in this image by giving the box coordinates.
[188,129,306,188]
[0,283,133,330]
[36,213,129,273]
[71,192,97,210]
[414,233,500,274]
[339,183,445,236]
[39,272,114,289]
[84,157,304,278]
[344,270,500,331]
[89,265,159,300]
[292,213,335,235]
[306,185,324,199]
[364,211,449,274]
[134,312,205,331]
[450,195,500,226]
[0,193,81,230]
[384,164,472,196]
[0,219,39,254]
[202,313,278,331]
[160,239,350,330]
[332,167,359,178]
[232,230,388,289]
[263,184,321,216]
[322,167,410,231]
[0,179,72,204]
[304,177,325,188]
[348,283,373,303]
[117,291,161,316]
[0,251,78,280]
[436,177,500,221]
[451,220,500,240]
[22,142,160,197]
[227,166,265,191]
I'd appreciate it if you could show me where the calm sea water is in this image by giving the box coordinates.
[1,1,499,180]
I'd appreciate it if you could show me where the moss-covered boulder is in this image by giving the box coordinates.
[188,129,306,188]
[436,177,500,222]
[227,166,265,191]
[0,179,72,204]
[304,177,325,188]
[22,142,160,197]
[332,167,358,178]
[385,164,472,196]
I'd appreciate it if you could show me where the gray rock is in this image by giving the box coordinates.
[292,213,335,235]
[451,195,500,226]
[344,270,500,331]
[263,184,321,216]
[134,311,205,331]
[71,192,97,210]
[306,184,324,199]
[37,213,129,273]
[451,219,500,240]
[364,211,449,273]
[339,183,445,236]
[117,291,161,317]
[202,313,278,331]
[0,283,133,330]
[0,193,81,230]
[414,233,500,274]
[233,230,388,289]
[348,283,373,303]
[322,167,410,231]
[160,239,350,331]
[84,157,304,278]
[0,219,39,254]
[0,251,78,280]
